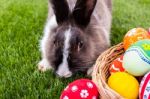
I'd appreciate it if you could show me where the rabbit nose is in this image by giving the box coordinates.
[56,71,72,78]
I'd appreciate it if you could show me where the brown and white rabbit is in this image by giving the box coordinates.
[38,0,112,78]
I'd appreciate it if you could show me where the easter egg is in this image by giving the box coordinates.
[109,55,125,74]
[60,79,99,99]
[123,28,150,50]
[108,72,139,99]
[123,39,150,76]
[139,72,150,99]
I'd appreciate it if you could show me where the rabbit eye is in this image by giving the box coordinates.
[53,40,57,46]
[53,40,56,44]
[78,41,83,49]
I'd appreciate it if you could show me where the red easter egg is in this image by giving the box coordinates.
[139,72,150,99]
[60,79,99,99]
[109,55,125,74]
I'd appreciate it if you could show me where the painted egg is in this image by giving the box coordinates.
[123,39,150,76]
[109,55,125,74]
[60,79,99,99]
[123,28,150,50]
[139,72,150,99]
[108,72,139,99]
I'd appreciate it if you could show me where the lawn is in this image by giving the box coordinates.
[0,0,150,99]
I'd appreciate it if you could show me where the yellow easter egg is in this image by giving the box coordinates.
[108,72,139,99]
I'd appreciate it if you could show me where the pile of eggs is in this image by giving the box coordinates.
[60,27,150,99]
[108,28,150,99]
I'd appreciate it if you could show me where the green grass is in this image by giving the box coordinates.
[0,0,150,98]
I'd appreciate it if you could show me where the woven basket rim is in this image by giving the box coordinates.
[92,42,125,99]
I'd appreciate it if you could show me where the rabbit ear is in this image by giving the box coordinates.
[50,0,70,24]
[73,0,97,27]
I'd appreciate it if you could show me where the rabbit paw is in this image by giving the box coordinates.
[38,59,52,72]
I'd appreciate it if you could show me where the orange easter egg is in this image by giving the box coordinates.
[123,28,150,50]
[109,55,125,74]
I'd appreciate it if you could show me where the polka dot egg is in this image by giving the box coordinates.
[60,79,99,99]
[139,72,150,99]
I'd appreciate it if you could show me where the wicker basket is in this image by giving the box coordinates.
[92,42,125,99]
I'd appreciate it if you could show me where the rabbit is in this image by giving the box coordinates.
[38,0,112,78]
